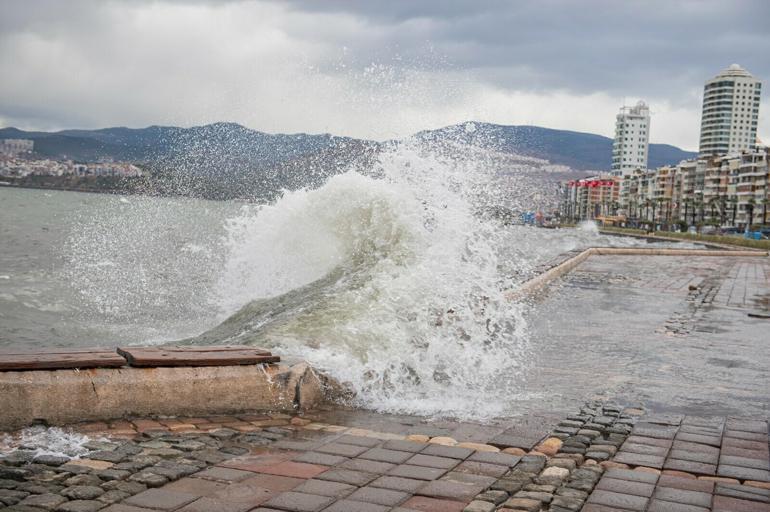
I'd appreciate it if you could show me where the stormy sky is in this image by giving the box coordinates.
[1,0,768,150]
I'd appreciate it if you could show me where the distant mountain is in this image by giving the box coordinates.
[414,123,697,171]
[0,121,697,199]
[1,122,697,172]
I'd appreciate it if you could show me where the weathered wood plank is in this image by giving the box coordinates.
[117,346,279,367]
[0,351,127,371]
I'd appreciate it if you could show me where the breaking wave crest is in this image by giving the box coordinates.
[191,141,534,420]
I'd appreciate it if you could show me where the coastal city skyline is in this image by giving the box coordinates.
[1,0,769,150]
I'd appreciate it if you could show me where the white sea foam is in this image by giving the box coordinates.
[209,141,536,420]
[0,426,92,459]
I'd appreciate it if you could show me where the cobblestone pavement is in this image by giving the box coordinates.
[2,404,767,511]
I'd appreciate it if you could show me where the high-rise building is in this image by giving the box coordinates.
[698,64,762,156]
[611,101,650,176]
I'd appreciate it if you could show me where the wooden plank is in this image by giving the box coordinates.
[117,346,279,367]
[0,350,127,371]
[144,345,272,355]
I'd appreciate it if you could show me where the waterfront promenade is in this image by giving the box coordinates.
[1,250,769,511]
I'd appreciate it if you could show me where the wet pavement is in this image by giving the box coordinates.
[522,254,770,417]
[1,253,769,511]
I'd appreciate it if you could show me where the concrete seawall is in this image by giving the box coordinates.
[0,362,327,431]
[511,246,768,298]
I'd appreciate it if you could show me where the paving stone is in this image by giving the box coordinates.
[454,461,508,478]
[513,490,552,503]
[338,459,394,474]
[664,459,717,475]
[236,473,305,494]
[647,499,710,512]
[626,436,673,448]
[621,442,669,457]
[369,476,425,493]
[659,474,715,493]
[128,472,168,488]
[475,489,508,504]
[347,486,410,506]
[322,500,389,512]
[724,431,768,443]
[673,441,720,455]
[100,505,157,512]
[382,440,429,453]
[462,500,496,512]
[490,478,524,494]
[713,494,770,511]
[387,465,446,481]
[359,449,413,464]
[489,434,541,451]
[315,444,368,458]
[175,497,252,512]
[654,486,712,508]
[720,456,770,471]
[725,420,768,435]
[632,424,678,439]
[675,433,722,447]
[718,465,770,482]
[192,467,254,482]
[292,479,355,498]
[723,438,770,452]
[669,449,719,465]
[405,454,460,470]
[100,481,147,495]
[61,486,104,500]
[613,451,665,468]
[716,483,770,503]
[418,479,486,502]
[31,456,69,468]
[289,453,346,467]
[17,493,67,510]
[64,476,102,488]
[54,501,105,512]
[722,446,770,460]
[400,495,467,512]
[420,445,473,460]
[501,497,541,511]
[97,490,131,505]
[96,469,130,482]
[586,489,649,511]
[467,452,521,467]
[334,435,382,448]
[316,469,378,486]
[263,491,334,512]
[595,477,655,497]
[123,488,198,510]
[250,461,328,479]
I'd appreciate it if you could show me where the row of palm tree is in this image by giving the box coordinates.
[563,195,769,231]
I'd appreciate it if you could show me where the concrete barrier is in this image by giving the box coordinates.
[510,246,767,299]
[0,362,328,431]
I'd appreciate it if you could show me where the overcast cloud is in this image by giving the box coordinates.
[1,0,769,150]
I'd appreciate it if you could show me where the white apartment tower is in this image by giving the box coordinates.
[698,64,762,156]
[611,101,650,176]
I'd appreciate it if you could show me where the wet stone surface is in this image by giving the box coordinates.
[1,404,769,511]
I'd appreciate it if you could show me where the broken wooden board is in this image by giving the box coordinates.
[0,348,127,371]
[116,345,280,367]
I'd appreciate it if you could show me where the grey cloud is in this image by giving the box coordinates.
[0,0,768,149]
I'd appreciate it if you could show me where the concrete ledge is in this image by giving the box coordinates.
[0,362,328,431]
[510,246,767,299]
[600,229,768,252]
